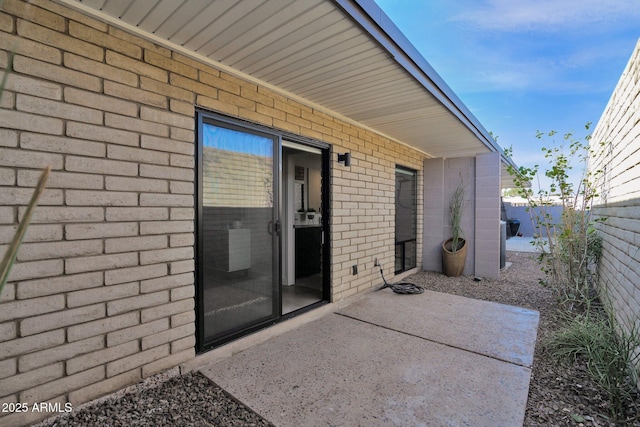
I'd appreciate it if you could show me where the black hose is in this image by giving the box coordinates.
[377,264,424,294]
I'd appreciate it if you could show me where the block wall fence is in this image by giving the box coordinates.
[590,39,640,346]
[0,0,427,424]
[422,153,501,279]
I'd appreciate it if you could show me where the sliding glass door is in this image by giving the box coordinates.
[197,112,331,350]
[198,118,279,347]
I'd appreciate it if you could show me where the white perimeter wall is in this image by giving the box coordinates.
[590,39,640,343]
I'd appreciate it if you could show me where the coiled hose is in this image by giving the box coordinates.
[377,263,424,294]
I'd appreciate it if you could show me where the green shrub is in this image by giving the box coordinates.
[507,126,639,420]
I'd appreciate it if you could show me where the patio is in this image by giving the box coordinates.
[506,236,545,253]
[200,287,539,426]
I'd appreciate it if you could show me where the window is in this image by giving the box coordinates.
[395,167,417,273]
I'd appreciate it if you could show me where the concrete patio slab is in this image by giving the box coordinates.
[200,291,539,426]
[338,289,539,367]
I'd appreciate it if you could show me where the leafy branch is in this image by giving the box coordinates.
[504,123,607,309]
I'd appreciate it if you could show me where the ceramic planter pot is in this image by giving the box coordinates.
[442,237,467,277]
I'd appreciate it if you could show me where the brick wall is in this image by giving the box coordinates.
[589,39,640,345]
[202,148,272,208]
[0,0,426,424]
[330,133,424,300]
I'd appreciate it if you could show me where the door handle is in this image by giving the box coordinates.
[268,221,281,236]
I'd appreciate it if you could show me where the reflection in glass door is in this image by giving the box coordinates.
[198,119,279,346]
[395,167,417,273]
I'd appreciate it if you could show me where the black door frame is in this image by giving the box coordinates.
[195,110,331,352]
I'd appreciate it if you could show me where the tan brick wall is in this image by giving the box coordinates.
[330,130,424,300]
[589,39,640,360]
[0,0,426,424]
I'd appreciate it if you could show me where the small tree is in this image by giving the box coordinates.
[507,125,640,420]
[505,123,606,311]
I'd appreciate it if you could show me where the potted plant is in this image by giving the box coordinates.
[442,178,467,277]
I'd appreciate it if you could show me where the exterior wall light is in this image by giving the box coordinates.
[337,152,351,167]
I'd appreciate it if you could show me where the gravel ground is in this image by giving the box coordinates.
[35,251,639,426]
[35,369,273,427]
[410,251,640,427]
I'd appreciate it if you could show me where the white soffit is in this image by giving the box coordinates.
[59,0,500,160]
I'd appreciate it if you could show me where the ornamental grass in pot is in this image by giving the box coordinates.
[442,178,467,277]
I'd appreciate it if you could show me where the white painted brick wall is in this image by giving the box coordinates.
[66,341,139,375]
[67,312,139,343]
[18,336,104,373]
[68,369,141,406]
[590,39,640,378]
[21,304,106,336]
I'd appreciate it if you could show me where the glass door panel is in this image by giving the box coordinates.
[200,122,278,344]
[395,167,417,273]
[281,142,324,314]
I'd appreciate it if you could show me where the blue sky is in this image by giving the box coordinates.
[376,0,640,189]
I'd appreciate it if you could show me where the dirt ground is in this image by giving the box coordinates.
[409,251,640,427]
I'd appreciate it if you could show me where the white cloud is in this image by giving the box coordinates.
[430,28,633,94]
[445,49,596,94]
[450,0,640,32]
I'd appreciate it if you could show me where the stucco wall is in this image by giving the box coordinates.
[589,39,640,342]
[0,1,427,424]
[474,152,501,279]
[422,153,501,279]
[502,203,564,238]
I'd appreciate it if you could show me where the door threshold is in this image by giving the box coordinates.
[184,301,335,373]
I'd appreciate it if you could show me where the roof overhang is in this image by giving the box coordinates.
[55,0,517,187]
